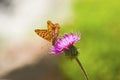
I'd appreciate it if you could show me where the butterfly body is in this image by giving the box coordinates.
[35,20,60,45]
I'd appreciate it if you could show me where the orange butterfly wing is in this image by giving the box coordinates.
[34,20,60,45]
[34,29,52,42]
[52,23,60,45]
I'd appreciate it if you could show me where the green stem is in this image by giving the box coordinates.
[75,57,89,80]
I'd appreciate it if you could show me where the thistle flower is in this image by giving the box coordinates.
[51,33,80,55]
[51,33,89,80]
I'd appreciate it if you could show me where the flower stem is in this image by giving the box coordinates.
[75,57,89,80]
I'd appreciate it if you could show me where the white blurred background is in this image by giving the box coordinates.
[0,0,72,79]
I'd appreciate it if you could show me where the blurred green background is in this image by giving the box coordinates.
[60,0,120,80]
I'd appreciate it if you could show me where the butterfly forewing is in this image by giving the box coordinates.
[47,20,54,36]
[35,29,52,41]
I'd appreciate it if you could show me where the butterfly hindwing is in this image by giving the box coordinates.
[51,23,60,45]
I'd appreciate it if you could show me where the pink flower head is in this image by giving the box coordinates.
[51,33,80,55]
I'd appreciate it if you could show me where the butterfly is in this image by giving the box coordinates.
[34,20,60,45]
